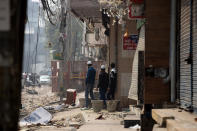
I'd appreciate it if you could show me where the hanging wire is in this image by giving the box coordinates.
[41,0,61,25]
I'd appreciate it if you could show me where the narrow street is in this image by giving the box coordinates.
[2,0,197,131]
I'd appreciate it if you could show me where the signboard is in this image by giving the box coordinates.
[123,34,138,50]
[130,0,144,3]
[129,0,144,19]
[0,0,10,31]
[53,52,64,60]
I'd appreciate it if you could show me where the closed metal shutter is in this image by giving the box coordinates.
[179,0,192,108]
[128,25,145,100]
[192,0,197,111]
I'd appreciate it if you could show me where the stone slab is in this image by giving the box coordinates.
[153,124,167,131]
[152,109,174,127]
[167,119,197,131]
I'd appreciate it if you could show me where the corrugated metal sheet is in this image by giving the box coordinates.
[192,0,197,111]
[128,25,145,100]
[180,0,192,108]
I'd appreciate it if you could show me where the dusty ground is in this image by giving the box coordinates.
[19,87,138,131]
[20,85,59,117]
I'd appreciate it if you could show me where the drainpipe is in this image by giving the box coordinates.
[190,0,193,108]
[170,0,176,103]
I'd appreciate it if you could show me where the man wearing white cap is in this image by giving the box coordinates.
[82,61,96,110]
[97,65,109,108]
[107,63,117,100]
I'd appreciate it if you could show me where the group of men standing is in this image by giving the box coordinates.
[83,61,117,110]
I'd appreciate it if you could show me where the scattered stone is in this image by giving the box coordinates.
[69,122,81,129]
[195,118,197,122]
[26,89,38,95]
[95,114,104,120]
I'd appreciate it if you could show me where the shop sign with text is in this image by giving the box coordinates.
[123,34,138,50]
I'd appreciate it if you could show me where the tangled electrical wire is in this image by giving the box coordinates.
[41,0,60,25]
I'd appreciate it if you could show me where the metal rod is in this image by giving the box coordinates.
[115,18,118,71]
[170,0,177,103]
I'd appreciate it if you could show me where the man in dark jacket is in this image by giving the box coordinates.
[107,63,117,100]
[97,65,109,108]
[83,61,96,110]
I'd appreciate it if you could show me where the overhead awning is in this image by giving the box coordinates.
[71,0,101,22]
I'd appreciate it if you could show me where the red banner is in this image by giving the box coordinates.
[123,34,138,50]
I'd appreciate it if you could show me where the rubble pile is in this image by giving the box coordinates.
[49,113,85,129]
[20,86,59,115]
[97,112,124,120]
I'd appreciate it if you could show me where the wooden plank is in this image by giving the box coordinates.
[144,0,171,104]
[152,109,174,127]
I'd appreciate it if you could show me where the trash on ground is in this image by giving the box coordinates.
[195,117,197,122]
[20,107,52,126]
[44,104,69,113]
[49,113,85,129]
[69,122,81,129]
[95,114,105,120]
[122,108,130,112]
[26,89,38,95]
[129,124,141,130]
[120,120,124,125]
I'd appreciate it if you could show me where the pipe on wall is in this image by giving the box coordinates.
[190,0,193,107]
[170,0,177,103]
[115,18,118,71]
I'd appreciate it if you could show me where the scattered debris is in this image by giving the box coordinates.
[44,104,69,113]
[122,108,130,112]
[95,114,105,120]
[129,124,141,130]
[48,113,85,129]
[69,122,81,129]
[20,107,52,126]
[195,118,197,122]
[26,89,38,95]
[71,113,85,124]
[21,86,59,115]
[96,112,124,120]
[120,120,124,125]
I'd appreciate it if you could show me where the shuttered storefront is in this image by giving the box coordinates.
[179,0,192,108]
[192,0,197,111]
[128,25,145,100]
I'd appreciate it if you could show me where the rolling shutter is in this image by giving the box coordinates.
[192,0,197,111]
[179,0,192,108]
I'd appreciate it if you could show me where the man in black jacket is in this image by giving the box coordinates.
[107,63,117,100]
[97,65,109,107]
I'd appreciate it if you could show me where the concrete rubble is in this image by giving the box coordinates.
[20,86,138,131]
[20,86,59,116]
